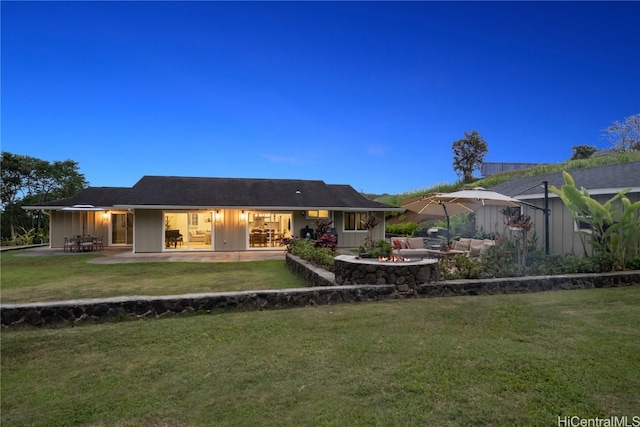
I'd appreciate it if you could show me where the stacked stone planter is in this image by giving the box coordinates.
[333,255,439,291]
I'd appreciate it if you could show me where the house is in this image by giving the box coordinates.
[475,161,640,255]
[24,176,401,253]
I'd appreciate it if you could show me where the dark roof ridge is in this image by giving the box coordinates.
[135,175,330,184]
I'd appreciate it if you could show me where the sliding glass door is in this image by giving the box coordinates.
[111,212,133,245]
[248,211,292,249]
[164,211,212,250]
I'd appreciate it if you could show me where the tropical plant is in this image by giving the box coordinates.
[359,212,382,253]
[314,233,337,252]
[500,207,534,274]
[550,171,640,270]
[314,218,334,237]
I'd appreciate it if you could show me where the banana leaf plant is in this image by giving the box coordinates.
[550,171,640,270]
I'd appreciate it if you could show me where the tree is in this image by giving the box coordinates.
[602,113,640,152]
[570,145,597,160]
[1,152,88,241]
[452,131,488,184]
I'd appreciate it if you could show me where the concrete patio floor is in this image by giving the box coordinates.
[11,246,289,264]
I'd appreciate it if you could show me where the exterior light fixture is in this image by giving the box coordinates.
[239,210,247,223]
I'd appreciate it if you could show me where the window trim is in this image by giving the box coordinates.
[343,211,368,232]
[573,213,593,234]
[306,210,329,219]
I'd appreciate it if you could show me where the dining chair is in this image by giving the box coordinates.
[80,236,94,252]
[93,235,104,251]
[64,237,76,252]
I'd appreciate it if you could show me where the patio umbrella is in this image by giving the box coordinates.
[402,193,481,245]
[402,188,522,245]
[440,188,521,208]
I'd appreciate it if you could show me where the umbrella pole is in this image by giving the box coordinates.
[442,204,450,246]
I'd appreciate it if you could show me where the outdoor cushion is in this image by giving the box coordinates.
[406,238,425,249]
[469,240,485,257]
[392,239,402,249]
[457,238,472,252]
[481,241,494,252]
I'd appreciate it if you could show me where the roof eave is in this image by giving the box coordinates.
[114,204,402,212]
[515,186,640,200]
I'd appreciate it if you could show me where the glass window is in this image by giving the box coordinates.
[344,212,368,231]
[574,214,593,234]
[307,210,329,218]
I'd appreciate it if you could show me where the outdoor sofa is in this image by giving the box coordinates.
[391,237,495,258]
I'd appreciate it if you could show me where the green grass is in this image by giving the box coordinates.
[2,287,639,426]
[0,251,305,303]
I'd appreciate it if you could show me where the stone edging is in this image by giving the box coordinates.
[1,253,639,328]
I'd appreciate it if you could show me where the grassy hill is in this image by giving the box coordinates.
[373,150,640,207]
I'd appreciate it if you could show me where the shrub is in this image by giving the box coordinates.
[314,234,337,251]
[370,240,392,257]
[439,255,482,280]
[286,237,336,271]
[626,255,640,270]
[386,222,418,236]
[478,238,519,278]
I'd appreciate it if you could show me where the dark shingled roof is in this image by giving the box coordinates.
[490,161,640,199]
[37,176,397,211]
[40,187,134,208]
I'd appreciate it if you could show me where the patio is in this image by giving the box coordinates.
[11,246,288,264]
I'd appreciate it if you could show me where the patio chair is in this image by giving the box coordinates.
[93,235,104,251]
[64,237,77,252]
[79,236,94,252]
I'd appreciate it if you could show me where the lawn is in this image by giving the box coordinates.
[0,251,306,303]
[2,287,639,426]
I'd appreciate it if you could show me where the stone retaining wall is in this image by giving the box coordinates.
[1,253,639,328]
[418,271,640,297]
[0,286,398,328]
[284,254,336,287]
[333,255,439,288]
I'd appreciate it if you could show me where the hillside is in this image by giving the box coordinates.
[373,151,640,207]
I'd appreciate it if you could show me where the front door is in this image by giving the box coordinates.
[111,212,133,245]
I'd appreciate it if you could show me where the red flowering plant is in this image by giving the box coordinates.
[314,218,337,251]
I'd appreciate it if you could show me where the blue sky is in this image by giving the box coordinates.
[2,1,639,196]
